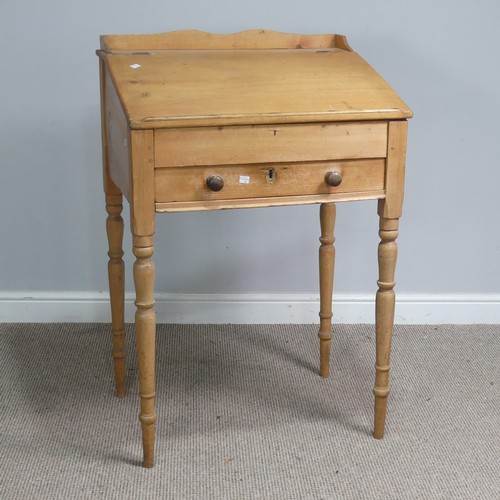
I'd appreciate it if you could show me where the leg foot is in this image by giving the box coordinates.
[318,203,336,378]
[133,237,157,467]
[373,217,399,438]
[106,194,126,397]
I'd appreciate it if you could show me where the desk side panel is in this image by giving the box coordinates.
[129,130,155,237]
[378,120,408,219]
[99,59,122,197]
[105,69,131,200]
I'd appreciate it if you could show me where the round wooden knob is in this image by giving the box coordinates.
[325,171,342,187]
[206,175,224,192]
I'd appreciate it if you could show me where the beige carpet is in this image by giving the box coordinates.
[0,323,498,499]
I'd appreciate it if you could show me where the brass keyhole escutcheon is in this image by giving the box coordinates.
[266,168,277,182]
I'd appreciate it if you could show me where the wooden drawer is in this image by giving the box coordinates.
[154,122,388,167]
[155,159,385,203]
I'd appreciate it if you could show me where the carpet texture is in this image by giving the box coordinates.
[0,323,498,499]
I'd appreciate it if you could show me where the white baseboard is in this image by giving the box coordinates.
[0,292,499,324]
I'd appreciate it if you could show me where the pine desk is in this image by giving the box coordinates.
[97,30,412,467]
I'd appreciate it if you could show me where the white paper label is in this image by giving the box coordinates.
[239,175,250,184]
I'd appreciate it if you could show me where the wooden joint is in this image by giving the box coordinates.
[132,235,154,248]
[319,235,335,246]
[139,392,156,401]
[139,413,157,426]
[379,218,399,231]
[112,350,126,360]
[105,193,123,206]
[377,280,396,290]
[375,364,390,373]
[106,205,123,217]
[378,229,399,242]
[373,387,390,398]
[108,250,124,260]
[133,245,154,259]
[135,299,155,309]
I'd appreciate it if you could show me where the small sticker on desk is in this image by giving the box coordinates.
[130,63,141,69]
[239,175,250,184]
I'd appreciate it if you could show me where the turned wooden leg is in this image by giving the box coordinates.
[318,203,336,378]
[106,193,126,398]
[373,217,399,439]
[133,235,157,468]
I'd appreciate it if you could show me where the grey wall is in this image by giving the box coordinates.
[1,0,499,296]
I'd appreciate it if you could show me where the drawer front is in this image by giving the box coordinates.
[154,122,388,167]
[155,159,385,203]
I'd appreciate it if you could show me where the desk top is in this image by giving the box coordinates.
[98,30,412,129]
